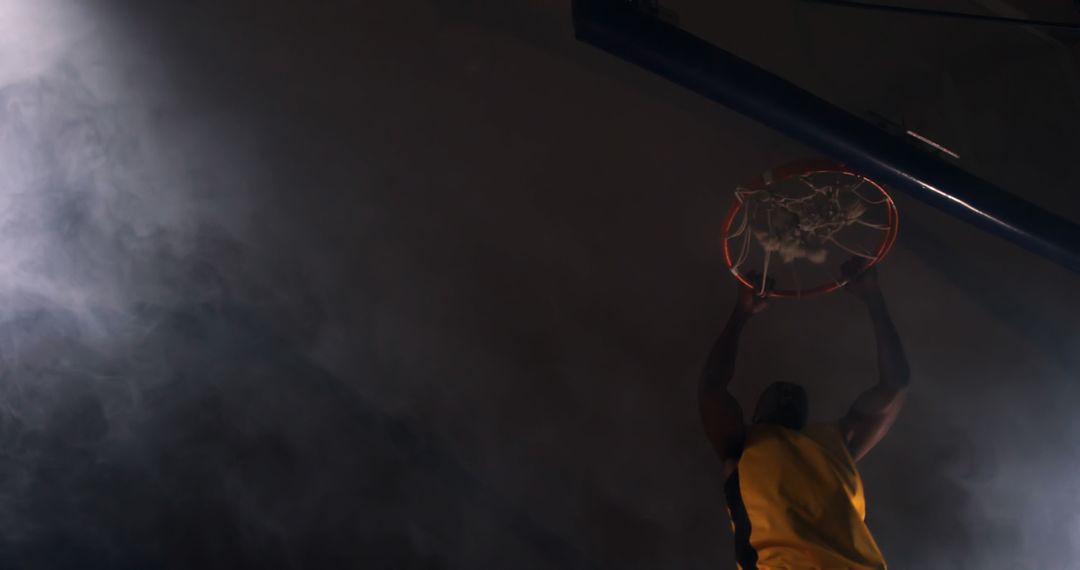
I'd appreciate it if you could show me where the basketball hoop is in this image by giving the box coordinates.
[722,158,899,298]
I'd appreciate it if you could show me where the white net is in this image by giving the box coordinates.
[727,170,894,295]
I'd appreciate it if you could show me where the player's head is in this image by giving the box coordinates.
[752,381,808,430]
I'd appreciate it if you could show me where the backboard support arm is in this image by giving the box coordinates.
[572,0,1080,273]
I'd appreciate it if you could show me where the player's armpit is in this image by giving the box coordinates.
[839,382,908,462]
[700,386,746,476]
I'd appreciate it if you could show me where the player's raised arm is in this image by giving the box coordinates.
[700,280,767,476]
[838,261,911,462]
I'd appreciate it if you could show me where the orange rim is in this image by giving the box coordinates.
[721,158,899,299]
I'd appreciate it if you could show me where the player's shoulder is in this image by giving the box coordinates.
[802,421,843,440]
[803,421,842,436]
[802,422,852,460]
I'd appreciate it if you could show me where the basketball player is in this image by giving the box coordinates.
[699,261,910,569]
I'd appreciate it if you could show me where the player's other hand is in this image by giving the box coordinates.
[735,272,772,317]
[841,258,882,301]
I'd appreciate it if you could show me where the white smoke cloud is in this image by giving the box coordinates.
[0,2,74,83]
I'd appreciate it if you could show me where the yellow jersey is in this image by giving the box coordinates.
[725,423,886,569]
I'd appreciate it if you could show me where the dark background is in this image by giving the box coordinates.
[0,0,1078,568]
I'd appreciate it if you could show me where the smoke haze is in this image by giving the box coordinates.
[0,0,1077,568]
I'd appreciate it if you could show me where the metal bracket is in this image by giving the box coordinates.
[572,0,1080,273]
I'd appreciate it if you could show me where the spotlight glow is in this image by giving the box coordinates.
[0,1,75,83]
